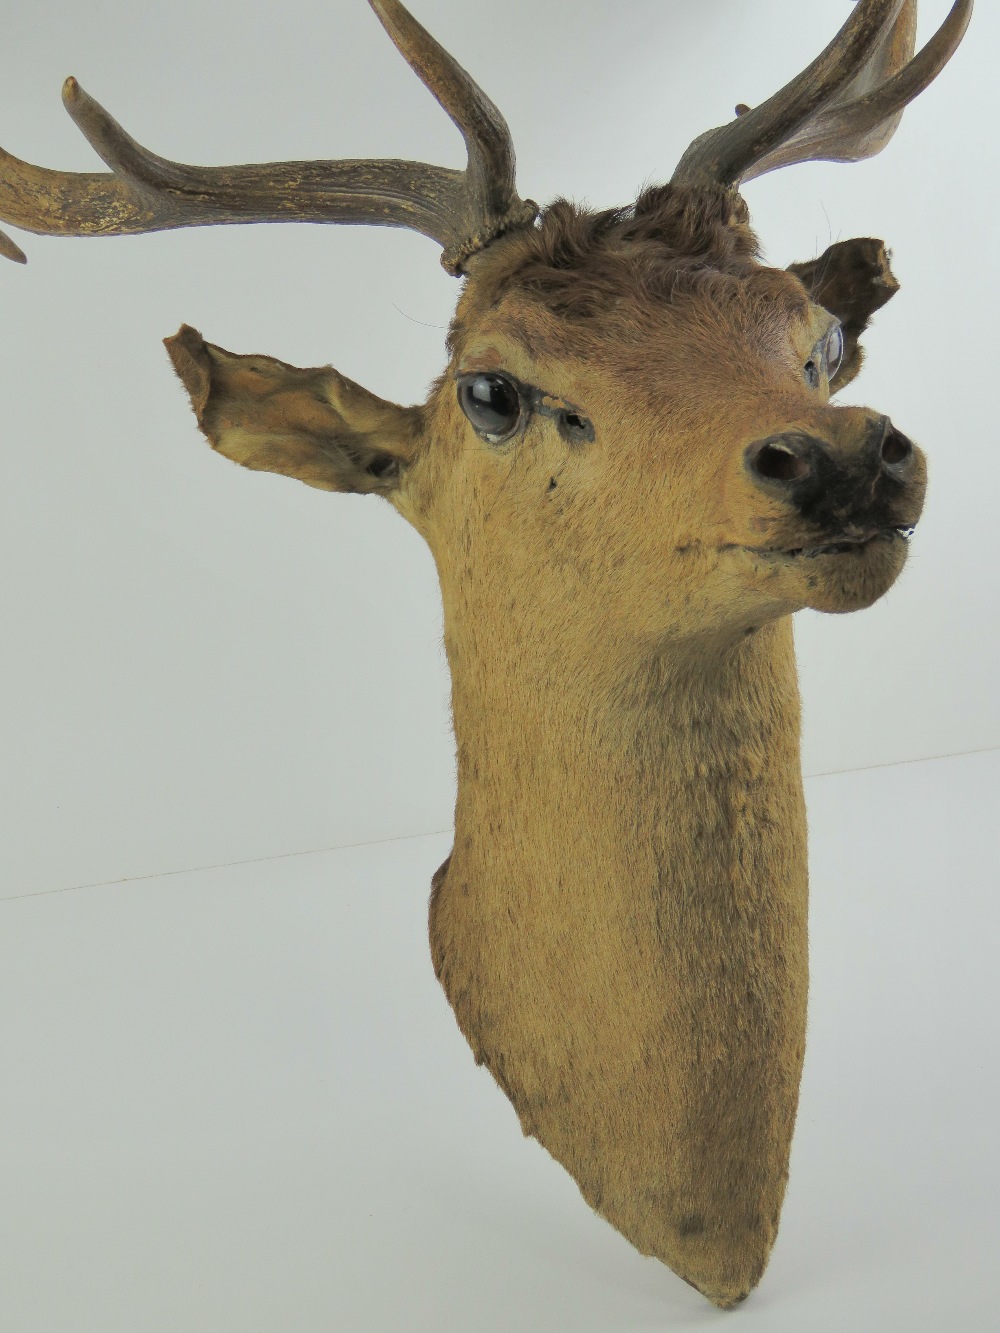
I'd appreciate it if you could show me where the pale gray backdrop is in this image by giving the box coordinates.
[1,0,994,896]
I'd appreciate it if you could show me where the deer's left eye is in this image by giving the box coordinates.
[825,324,844,379]
[457,373,523,442]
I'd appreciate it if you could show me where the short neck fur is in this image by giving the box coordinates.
[429,603,810,1306]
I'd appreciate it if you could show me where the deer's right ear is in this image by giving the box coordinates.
[164,325,424,495]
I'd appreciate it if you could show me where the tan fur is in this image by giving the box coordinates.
[165,188,926,1308]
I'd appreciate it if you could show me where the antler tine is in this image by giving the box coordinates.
[672,0,972,188]
[756,0,974,176]
[0,1,536,274]
[672,0,907,186]
[0,228,27,264]
[368,0,537,267]
[61,76,206,192]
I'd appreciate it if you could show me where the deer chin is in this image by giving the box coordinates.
[739,526,914,614]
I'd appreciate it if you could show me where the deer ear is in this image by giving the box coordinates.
[164,325,423,495]
[787,239,900,394]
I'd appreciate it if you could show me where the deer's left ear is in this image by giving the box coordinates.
[787,238,900,394]
[164,325,423,495]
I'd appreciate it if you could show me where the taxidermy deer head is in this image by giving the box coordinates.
[0,0,973,1309]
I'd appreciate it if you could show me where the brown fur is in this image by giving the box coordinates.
[165,186,926,1308]
[787,237,901,391]
[448,185,760,335]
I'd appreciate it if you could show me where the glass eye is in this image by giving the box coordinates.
[826,324,845,380]
[457,373,523,442]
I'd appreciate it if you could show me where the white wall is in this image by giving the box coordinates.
[1,0,995,898]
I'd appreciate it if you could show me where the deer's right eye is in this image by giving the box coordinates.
[458,373,523,442]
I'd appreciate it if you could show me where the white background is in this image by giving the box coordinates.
[1,4,997,1331]
[1,0,996,898]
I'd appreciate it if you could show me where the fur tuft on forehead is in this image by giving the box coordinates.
[485,185,752,294]
[453,184,764,344]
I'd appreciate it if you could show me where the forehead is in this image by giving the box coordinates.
[454,265,825,385]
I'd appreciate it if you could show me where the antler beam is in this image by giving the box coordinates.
[672,0,973,186]
[0,0,536,274]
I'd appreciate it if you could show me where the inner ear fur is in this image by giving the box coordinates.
[787,238,900,393]
[164,325,423,495]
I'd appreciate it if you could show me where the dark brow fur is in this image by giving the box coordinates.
[452,184,766,339]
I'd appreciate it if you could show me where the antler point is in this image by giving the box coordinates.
[0,230,29,264]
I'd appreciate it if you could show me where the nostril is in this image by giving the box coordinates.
[752,442,810,483]
[881,426,913,468]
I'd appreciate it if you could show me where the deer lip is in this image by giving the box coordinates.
[744,525,915,560]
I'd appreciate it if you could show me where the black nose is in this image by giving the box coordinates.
[746,420,917,494]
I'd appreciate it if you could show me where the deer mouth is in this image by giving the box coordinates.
[745,525,915,560]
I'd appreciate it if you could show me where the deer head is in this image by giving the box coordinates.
[1,0,973,1310]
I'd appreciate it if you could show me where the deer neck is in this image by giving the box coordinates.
[443,613,805,880]
[430,603,810,1300]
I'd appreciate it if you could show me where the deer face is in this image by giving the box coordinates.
[162,203,925,663]
[396,224,926,656]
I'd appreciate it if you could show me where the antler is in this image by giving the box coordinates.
[672,0,973,187]
[0,0,536,275]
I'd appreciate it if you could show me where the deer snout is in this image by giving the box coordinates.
[746,418,916,487]
[744,416,923,533]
